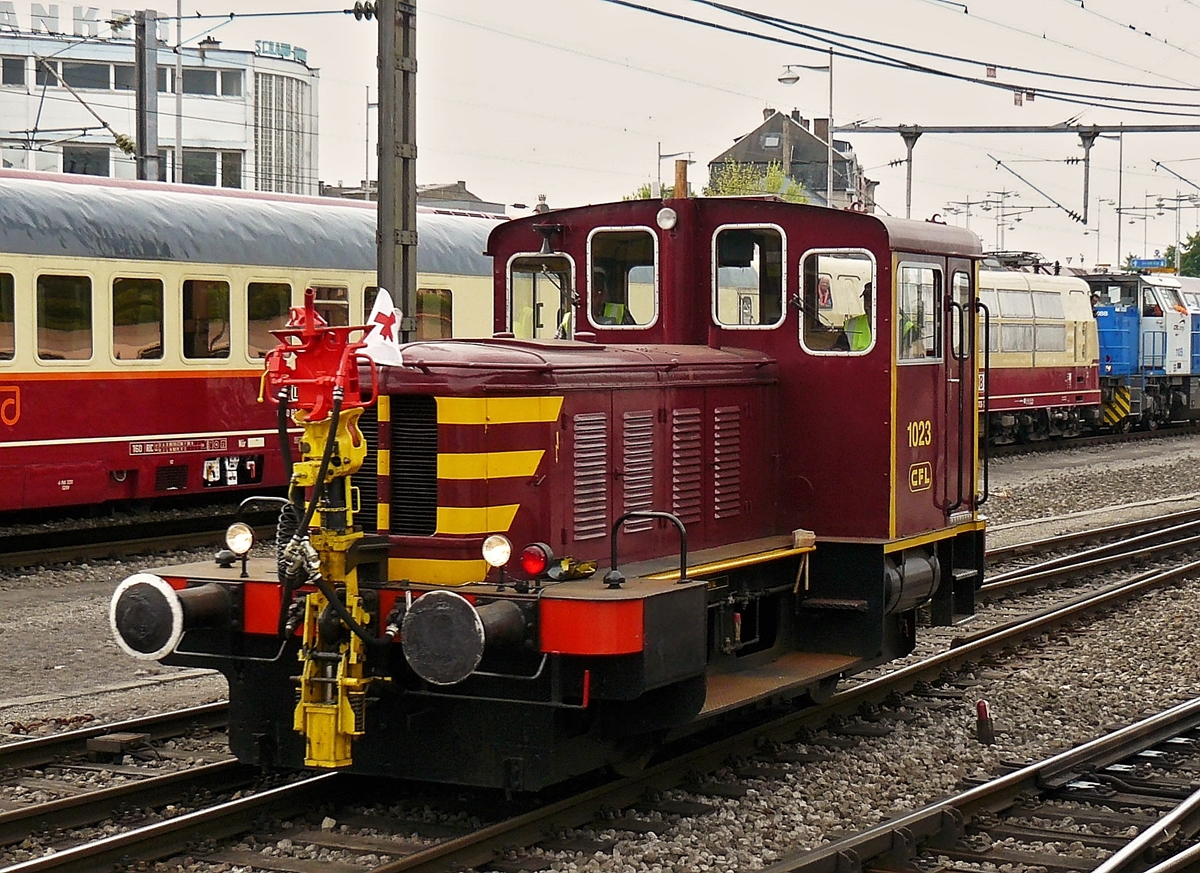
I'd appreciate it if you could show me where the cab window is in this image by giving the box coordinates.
[247,282,290,359]
[951,271,970,360]
[112,277,163,360]
[800,249,875,354]
[182,279,230,359]
[898,264,942,362]
[510,255,574,339]
[588,228,656,328]
[37,274,92,361]
[713,226,784,328]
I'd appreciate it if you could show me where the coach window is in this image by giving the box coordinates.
[36,274,92,361]
[510,255,574,339]
[1032,289,1066,353]
[713,226,784,328]
[800,249,876,354]
[998,287,1033,353]
[112,278,163,360]
[182,279,230,359]
[897,264,943,362]
[417,289,453,339]
[313,286,349,326]
[248,282,290,358]
[588,229,657,329]
[0,274,13,360]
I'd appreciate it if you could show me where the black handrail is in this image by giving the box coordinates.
[604,511,688,588]
[947,298,967,512]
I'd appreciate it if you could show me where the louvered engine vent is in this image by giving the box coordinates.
[390,395,438,536]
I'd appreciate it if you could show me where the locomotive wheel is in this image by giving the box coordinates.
[1147,417,1160,431]
[1119,417,1133,434]
[609,744,656,777]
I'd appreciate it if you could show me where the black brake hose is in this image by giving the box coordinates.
[276,387,294,481]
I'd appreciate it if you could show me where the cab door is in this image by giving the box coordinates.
[944,263,976,515]
[892,259,947,536]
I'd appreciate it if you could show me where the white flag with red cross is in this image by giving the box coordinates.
[363,288,404,365]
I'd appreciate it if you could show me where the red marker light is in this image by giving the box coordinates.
[519,543,552,576]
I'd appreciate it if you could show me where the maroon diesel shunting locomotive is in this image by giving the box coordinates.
[110,195,987,791]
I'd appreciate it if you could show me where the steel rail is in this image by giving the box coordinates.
[981,526,1200,598]
[0,760,252,847]
[0,773,336,873]
[0,703,228,770]
[757,696,1200,873]
[987,506,1200,563]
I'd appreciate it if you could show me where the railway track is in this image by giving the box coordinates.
[0,509,279,568]
[5,528,1197,873]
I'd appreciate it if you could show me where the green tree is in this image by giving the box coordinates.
[1164,231,1200,276]
[624,181,675,200]
[703,159,808,203]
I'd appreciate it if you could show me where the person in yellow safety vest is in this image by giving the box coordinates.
[843,282,873,351]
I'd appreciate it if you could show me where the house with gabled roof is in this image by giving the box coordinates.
[709,108,877,211]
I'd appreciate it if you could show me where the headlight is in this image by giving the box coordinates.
[481,534,512,568]
[225,522,255,557]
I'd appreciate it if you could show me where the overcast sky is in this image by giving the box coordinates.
[187,0,1200,268]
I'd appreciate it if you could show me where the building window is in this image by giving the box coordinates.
[114,64,134,91]
[247,282,290,358]
[0,273,13,360]
[62,61,109,89]
[182,68,217,95]
[182,149,217,186]
[221,69,242,96]
[36,274,92,361]
[63,145,109,176]
[182,279,230,359]
[221,151,242,188]
[112,277,163,361]
[2,57,24,86]
[156,67,173,93]
[35,59,58,86]
[255,72,310,193]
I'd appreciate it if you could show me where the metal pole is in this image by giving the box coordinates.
[365,85,370,199]
[826,46,833,207]
[175,0,182,182]
[656,140,661,197]
[1117,126,1124,267]
[1176,190,1182,273]
[377,0,418,341]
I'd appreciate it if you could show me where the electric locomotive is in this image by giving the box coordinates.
[110,195,987,791]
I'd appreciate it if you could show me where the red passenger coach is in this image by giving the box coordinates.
[110,196,987,792]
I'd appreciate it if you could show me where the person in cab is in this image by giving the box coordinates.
[843,282,872,351]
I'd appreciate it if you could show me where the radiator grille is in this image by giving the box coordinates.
[671,408,702,525]
[713,405,742,519]
[154,464,188,492]
[621,410,655,533]
[390,395,438,536]
[350,406,378,526]
[572,412,609,540]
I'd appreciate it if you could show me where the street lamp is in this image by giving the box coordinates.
[778,46,834,207]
